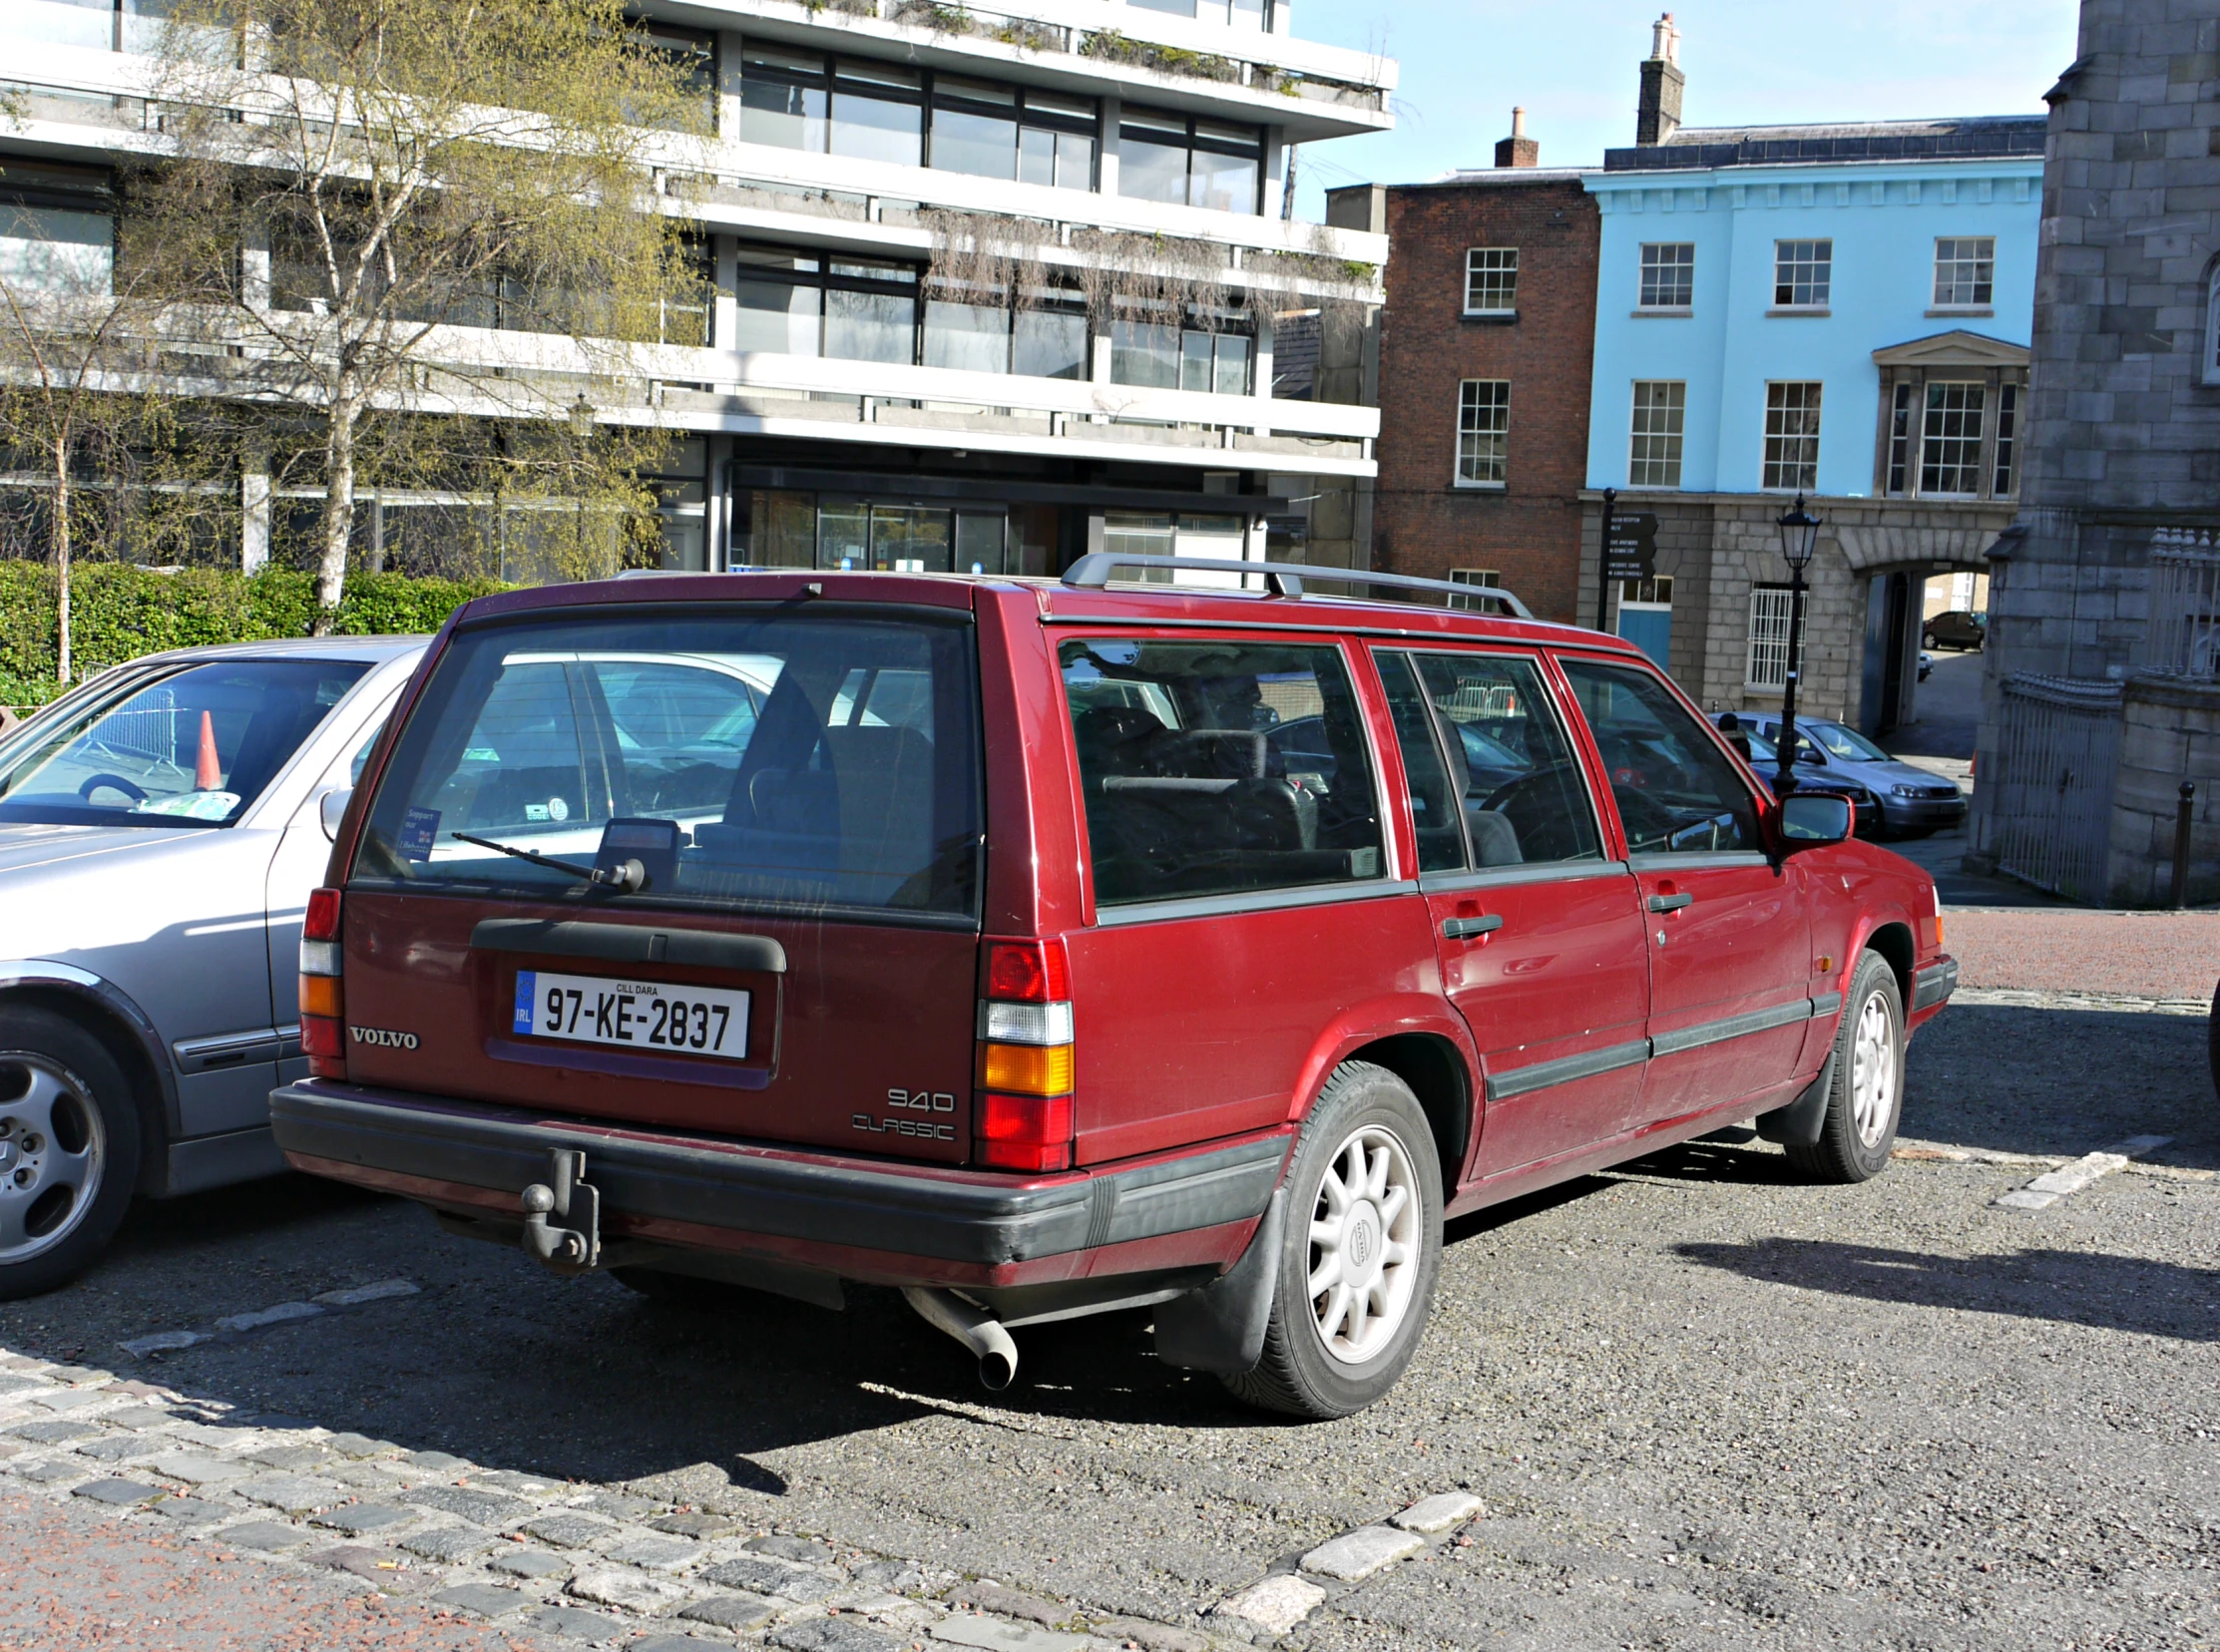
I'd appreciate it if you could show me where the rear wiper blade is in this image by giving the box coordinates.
[449,831,646,893]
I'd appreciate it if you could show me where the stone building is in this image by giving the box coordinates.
[1577,20,2044,732]
[1968,0,2220,905]
[1345,113,1601,625]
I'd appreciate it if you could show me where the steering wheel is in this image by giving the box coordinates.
[1609,785,1685,853]
[78,773,148,804]
[1476,764,1591,863]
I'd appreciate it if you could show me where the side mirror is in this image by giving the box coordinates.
[1777,791,1852,850]
[1797,745,1827,765]
[318,786,353,842]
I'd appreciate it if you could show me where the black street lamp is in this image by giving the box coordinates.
[1773,493,1821,797]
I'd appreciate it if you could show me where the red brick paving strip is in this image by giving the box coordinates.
[0,1491,550,1652]
[1945,910,2220,1002]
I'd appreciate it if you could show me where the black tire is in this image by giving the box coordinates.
[2208,980,2218,1104]
[1786,953,1905,1184]
[0,1007,143,1301]
[1220,1061,1443,1420]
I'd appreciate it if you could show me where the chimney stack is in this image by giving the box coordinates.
[1636,13,1683,147]
[1494,106,1539,169]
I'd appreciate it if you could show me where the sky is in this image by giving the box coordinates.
[1289,1,2083,216]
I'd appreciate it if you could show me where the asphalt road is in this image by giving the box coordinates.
[4,987,2215,1652]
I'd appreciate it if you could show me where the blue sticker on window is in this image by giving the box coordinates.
[398,806,441,863]
[513,971,537,1035]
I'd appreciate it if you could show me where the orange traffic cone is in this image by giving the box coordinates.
[194,710,222,790]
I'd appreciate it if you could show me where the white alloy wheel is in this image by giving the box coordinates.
[1306,1124,1423,1366]
[0,1055,107,1266]
[1848,988,1899,1149]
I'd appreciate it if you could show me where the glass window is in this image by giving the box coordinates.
[1638,242,1693,308]
[1117,118,1192,206]
[1934,236,1996,307]
[1020,126,1096,190]
[0,660,368,828]
[1191,148,1259,214]
[0,204,112,296]
[830,64,923,167]
[1994,382,2018,497]
[925,298,1012,372]
[870,505,954,572]
[1628,381,1684,487]
[1212,332,1250,396]
[1130,0,1198,13]
[1111,315,1180,387]
[1015,306,1089,380]
[826,288,915,363]
[1465,248,1518,314]
[1762,381,1821,492]
[1457,380,1510,486]
[931,79,1018,179]
[356,614,983,919]
[1061,638,1384,905]
[738,50,828,151]
[1385,652,1602,871]
[1773,238,1832,307]
[1920,382,1986,495]
[1886,380,1913,496]
[1559,658,1762,858]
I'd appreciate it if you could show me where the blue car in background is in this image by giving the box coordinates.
[1721,713,1967,839]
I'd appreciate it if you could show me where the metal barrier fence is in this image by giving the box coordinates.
[1992,672,2123,902]
[2143,527,2220,680]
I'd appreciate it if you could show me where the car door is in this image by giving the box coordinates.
[1373,648,1650,1180]
[1557,655,1816,1127]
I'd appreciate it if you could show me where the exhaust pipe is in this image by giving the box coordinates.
[901,1287,1018,1391]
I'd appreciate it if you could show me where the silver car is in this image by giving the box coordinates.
[1732,713,1968,839]
[0,636,425,1297]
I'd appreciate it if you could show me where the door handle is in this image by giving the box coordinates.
[1442,915,1504,941]
[1646,893,1694,913]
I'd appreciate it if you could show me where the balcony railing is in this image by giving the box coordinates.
[2142,527,2220,681]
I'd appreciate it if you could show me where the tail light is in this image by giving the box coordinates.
[298,887,346,1078]
[976,938,1075,1172]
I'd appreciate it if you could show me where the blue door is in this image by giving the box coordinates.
[1618,604,1672,668]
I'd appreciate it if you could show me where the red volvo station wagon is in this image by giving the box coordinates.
[271,557,1958,1418]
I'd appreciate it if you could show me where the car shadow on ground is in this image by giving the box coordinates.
[1673,1238,2220,1342]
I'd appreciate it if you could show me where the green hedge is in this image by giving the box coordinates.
[0,564,510,709]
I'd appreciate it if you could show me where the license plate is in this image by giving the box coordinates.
[512,970,748,1060]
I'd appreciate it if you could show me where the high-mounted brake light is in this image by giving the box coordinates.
[298,887,346,1078]
[977,938,1075,1172]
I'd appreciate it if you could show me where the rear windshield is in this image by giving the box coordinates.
[353,610,982,922]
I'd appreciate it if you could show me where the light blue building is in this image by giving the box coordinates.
[1578,32,2044,733]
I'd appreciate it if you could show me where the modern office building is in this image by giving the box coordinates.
[1580,19,2042,733]
[0,0,1392,580]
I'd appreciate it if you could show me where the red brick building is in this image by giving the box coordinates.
[1334,127,1600,625]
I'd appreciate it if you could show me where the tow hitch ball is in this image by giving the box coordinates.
[521,1148,600,1270]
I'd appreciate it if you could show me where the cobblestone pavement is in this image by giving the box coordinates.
[4,995,2216,1651]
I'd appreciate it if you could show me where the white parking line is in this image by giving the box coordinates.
[1995,1136,2174,1210]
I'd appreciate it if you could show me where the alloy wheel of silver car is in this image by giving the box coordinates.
[0,1055,107,1266]
[1848,988,1900,1149]
[1306,1123,1423,1366]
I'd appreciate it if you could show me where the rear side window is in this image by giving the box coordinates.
[1377,652,1602,872]
[355,612,982,920]
[1061,637,1383,906]
[1559,657,1761,857]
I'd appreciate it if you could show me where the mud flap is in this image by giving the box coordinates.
[1152,1186,1285,1376]
[1755,1053,1836,1147]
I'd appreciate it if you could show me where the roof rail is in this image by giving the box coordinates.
[1060,554,1534,620]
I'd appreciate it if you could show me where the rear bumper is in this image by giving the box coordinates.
[269,1081,1290,1288]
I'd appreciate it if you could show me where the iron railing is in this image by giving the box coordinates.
[2142,527,2220,680]
[1992,672,2123,903]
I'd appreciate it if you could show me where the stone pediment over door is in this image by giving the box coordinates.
[1871,330,2032,371]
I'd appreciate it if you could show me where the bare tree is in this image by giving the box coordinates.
[0,175,167,683]
[143,0,707,629]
